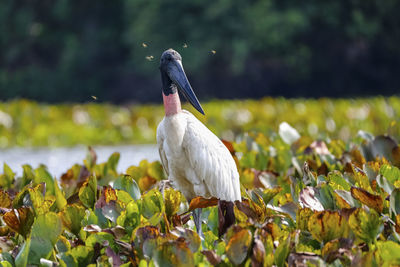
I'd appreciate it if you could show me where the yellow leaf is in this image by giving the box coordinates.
[308,211,349,243]
[164,187,182,217]
[0,189,12,208]
[226,227,252,265]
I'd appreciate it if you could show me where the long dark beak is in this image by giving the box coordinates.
[167,60,205,115]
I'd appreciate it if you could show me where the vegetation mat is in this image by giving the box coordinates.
[1,123,400,266]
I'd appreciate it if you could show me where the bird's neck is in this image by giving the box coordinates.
[163,91,181,116]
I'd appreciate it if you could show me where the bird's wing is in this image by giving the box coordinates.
[182,111,241,202]
[156,120,169,176]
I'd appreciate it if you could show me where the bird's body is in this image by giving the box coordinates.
[156,48,240,235]
[157,108,241,202]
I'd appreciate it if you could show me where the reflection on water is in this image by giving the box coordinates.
[0,145,159,178]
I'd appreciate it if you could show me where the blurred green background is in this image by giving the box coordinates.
[1,0,400,103]
[0,97,398,147]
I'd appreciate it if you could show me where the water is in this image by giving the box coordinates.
[0,145,159,178]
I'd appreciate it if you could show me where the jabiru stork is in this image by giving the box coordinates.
[156,49,241,236]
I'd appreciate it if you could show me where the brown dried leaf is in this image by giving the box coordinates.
[395,214,400,234]
[189,196,218,211]
[3,207,34,238]
[236,199,258,221]
[83,224,102,233]
[317,163,329,176]
[350,187,383,213]
[222,139,235,154]
[218,200,235,237]
[201,250,221,265]
[103,226,126,239]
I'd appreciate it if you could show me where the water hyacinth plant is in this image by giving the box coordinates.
[0,122,400,265]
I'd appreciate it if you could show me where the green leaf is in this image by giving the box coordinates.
[60,254,77,267]
[65,246,94,266]
[15,238,31,267]
[163,187,182,217]
[376,174,394,194]
[61,204,86,236]
[260,187,282,205]
[207,207,219,236]
[376,241,400,266]
[328,171,351,191]
[349,208,382,244]
[113,175,141,200]
[106,152,120,174]
[0,163,14,189]
[0,261,13,267]
[85,232,116,251]
[115,190,134,204]
[141,189,163,219]
[148,161,166,180]
[28,184,55,215]
[390,188,400,217]
[54,179,67,210]
[28,212,62,264]
[117,200,140,229]
[275,236,290,267]
[79,176,97,209]
[21,164,35,187]
[153,239,194,267]
[318,183,336,210]
[34,165,55,196]
[380,165,400,184]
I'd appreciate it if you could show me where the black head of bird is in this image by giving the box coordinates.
[159,49,204,115]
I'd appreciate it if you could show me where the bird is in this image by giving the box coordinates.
[156,49,241,236]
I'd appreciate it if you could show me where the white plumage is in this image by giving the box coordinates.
[157,110,241,202]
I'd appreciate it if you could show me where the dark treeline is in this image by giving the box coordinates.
[1,0,399,103]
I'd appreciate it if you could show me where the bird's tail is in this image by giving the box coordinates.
[218,200,235,237]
